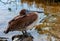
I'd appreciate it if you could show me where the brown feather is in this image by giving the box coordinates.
[5,12,38,33]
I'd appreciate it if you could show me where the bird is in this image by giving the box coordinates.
[4,9,42,35]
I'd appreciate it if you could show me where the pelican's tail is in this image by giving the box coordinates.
[4,27,10,34]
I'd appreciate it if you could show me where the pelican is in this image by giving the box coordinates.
[4,9,43,35]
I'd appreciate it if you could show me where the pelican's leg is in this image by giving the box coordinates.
[22,31,25,35]
[24,30,31,36]
[25,30,27,34]
[24,30,33,38]
[22,30,28,36]
[22,30,31,37]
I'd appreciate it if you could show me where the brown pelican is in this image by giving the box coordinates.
[4,9,42,35]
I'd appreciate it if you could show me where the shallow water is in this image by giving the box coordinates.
[0,0,49,41]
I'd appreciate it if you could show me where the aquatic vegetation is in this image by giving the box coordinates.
[35,14,60,39]
[21,0,60,15]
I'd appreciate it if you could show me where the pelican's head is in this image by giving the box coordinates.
[20,9,26,16]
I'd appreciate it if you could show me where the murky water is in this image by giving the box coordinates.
[0,0,51,41]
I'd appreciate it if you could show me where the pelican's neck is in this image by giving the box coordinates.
[34,12,41,24]
[26,12,40,30]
